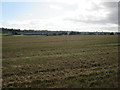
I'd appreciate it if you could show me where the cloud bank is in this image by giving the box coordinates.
[1,0,118,32]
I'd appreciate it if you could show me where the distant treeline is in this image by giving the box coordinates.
[0,27,119,36]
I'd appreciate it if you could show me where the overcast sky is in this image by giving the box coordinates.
[1,0,119,32]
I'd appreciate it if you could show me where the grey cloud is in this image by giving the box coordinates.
[65,2,118,25]
[104,2,118,24]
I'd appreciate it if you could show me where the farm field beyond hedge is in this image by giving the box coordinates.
[2,35,119,88]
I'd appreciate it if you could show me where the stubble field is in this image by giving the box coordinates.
[2,35,119,88]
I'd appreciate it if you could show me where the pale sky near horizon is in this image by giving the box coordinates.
[1,0,119,32]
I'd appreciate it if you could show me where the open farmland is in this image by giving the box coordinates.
[2,35,119,88]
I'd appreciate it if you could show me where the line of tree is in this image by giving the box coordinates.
[0,27,119,36]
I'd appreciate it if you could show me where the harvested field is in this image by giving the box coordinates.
[2,35,119,88]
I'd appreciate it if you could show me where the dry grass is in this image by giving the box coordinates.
[2,35,119,88]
